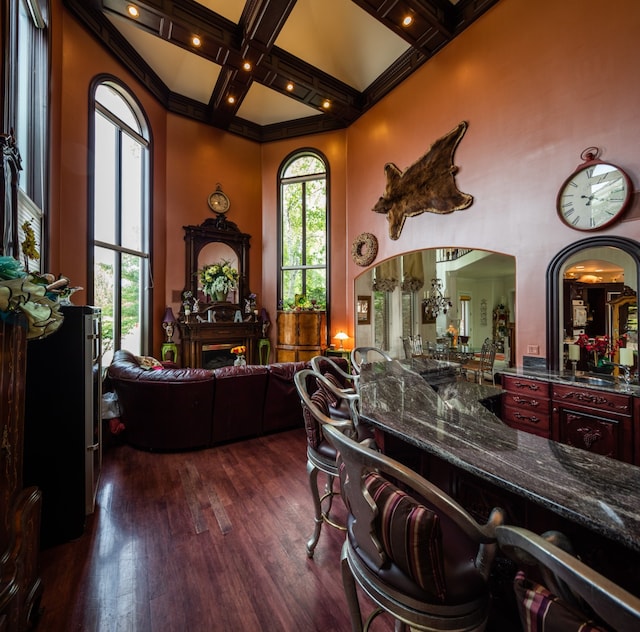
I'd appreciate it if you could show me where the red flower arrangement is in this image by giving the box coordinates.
[575,333,626,367]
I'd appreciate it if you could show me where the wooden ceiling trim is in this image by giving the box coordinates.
[63,0,501,140]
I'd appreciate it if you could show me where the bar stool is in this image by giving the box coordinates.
[258,337,271,365]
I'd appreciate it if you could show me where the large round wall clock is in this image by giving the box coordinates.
[208,183,230,215]
[557,148,633,231]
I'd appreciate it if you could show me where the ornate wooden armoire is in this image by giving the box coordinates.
[0,133,42,630]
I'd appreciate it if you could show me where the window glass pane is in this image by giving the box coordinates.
[304,179,326,266]
[120,252,143,354]
[121,132,143,251]
[94,113,117,243]
[282,182,302,267]
[306,268,326,308]
[283,155,324,178]
[281,269,302,309]
[95,246,115,365]
[401,292,412,339]
[16,0,31,188]
[95,84,140,132]
[374,291,388,349]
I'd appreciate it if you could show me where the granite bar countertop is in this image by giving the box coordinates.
[358,359,640,553]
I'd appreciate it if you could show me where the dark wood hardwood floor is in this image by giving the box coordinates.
[36,428,396,631]
[36,428,520,631]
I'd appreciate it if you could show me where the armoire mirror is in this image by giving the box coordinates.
[546,236,640,371]
[183,216,251,311]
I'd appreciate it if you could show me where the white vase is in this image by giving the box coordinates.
[234,355,246,366]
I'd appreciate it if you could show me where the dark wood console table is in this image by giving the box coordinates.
[178,320,260,368]
[358,358,640,594]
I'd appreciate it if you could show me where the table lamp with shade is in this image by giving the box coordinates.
[162,306,177,342]
[334,331,349,350]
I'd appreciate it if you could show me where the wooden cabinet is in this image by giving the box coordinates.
[551,384,633,463]
[0,319,42,632]
[276,311,326,362]
[502,376,551,438]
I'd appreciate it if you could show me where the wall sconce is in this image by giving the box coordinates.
[334,331,349,350]
[162,306,177,342]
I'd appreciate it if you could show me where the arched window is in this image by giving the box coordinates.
[89,79,151,364]
[278,150,329,310]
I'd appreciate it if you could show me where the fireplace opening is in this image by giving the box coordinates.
[202,343,237,370]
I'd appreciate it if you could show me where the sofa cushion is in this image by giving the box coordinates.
[211,364,269,444]
[262,361,309,433]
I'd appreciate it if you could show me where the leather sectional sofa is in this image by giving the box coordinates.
[106,349,347,451]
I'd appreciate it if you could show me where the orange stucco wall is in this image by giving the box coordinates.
[51,0,640,361]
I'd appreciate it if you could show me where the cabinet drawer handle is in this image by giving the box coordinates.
[513,411,541,424]
[513,381,540,391]
[513,396,540,407]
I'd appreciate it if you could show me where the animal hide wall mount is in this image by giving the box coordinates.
[372,121,473,240]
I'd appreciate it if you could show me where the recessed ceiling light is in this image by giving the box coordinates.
[242,61,252,71]
[402,15,413,27]
[227,96,235,105]
[286,82,294,92]
[322,99,331,109]
[127,5,139,18]
[192,36,201,47]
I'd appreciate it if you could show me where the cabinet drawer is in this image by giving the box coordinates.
[502,403,550,435]
[502,390,550,414]
[502,376,549,396]
[557,408,632,462]
[552,384,631,417]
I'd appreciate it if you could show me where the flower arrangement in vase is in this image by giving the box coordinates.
[199,259,239,302]
[575,333,626,373]
[231,345,246,366]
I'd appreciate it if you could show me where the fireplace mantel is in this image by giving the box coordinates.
[179,320,261,368]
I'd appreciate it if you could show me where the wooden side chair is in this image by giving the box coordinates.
[323,423,505,631]
[461,337,497,384]
[294,369,355,558]
[496,525,640,631]
[350,346,393,374]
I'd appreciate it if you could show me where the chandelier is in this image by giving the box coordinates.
[423,278,452,319]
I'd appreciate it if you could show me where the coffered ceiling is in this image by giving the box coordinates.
[63,0,500,142]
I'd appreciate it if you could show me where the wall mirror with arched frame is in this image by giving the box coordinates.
[354,248,516,363]
[546,236,640,371]
[183,217,250,312]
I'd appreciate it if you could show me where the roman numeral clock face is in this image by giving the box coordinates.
[557,161,632,231]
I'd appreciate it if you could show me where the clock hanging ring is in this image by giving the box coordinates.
[556,147,633,231]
